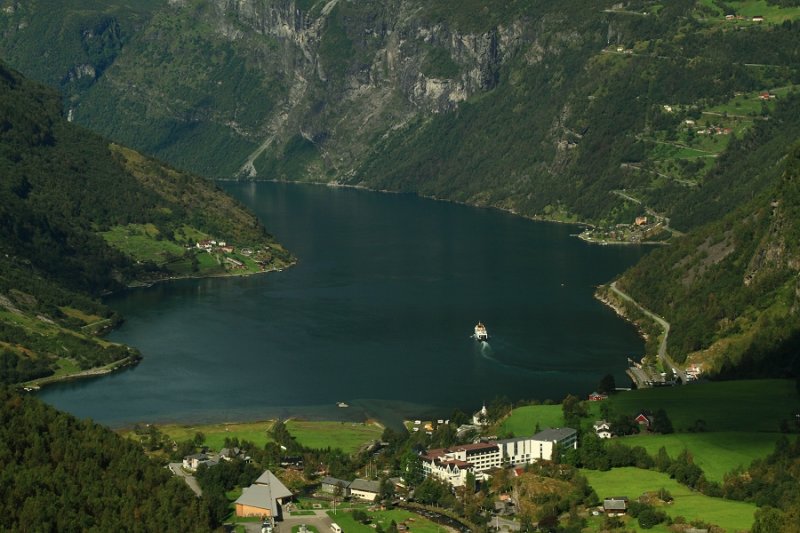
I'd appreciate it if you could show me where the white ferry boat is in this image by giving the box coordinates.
[473,322,489,341]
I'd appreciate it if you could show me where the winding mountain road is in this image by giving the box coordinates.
[609,281,687,383]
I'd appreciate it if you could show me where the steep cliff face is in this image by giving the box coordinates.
[197,0,529,178]
[0,0,541,178]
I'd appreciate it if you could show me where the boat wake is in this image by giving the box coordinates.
[473,338,555,376]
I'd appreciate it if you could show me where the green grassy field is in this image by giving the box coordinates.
[583,467,756,532]
[607,379,800,433]
[729,0,800,22]
[286,420,384,454]
[125,420,276,450]
[327,509,442,533]
[496,405,565,437]
[617,432,782,482]
[101,224,186,264]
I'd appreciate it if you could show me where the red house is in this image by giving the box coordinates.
[634,413,653,430]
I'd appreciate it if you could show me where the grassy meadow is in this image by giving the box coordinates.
[285,420,384,454]
[122,419,384,453]
[606,379,800,433]
[496,405,565,437]
[616,431,783,482]
[135,420,276,450]
[327,509,442,533]
[583,467,756,532]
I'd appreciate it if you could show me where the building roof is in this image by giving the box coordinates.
[236,485,280,515]
[531,427,577,442]
[321,476,350,488]
[349,479,381,493]
[254,470,293,500]
[603,497,629,510]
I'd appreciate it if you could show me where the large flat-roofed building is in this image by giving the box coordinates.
[421,428,577,487]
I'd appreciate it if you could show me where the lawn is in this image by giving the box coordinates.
[616,432,782,482]
[496,405,565,437]
[327,509,443,533]
[286,420,383,453]
[606,379,800,433]
[101,224,186,264]
[583,467,756,532]
[131,420,276,450]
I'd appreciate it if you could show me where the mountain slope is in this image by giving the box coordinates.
[0,386,215,531]
[616,137,800,375]
[0,61,292,385]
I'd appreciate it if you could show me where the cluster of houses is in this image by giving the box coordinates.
[182,446,250,471]
[421,428,578,488]
[195,239,233,253]
[592,410,662,439]
[724,14,765,22]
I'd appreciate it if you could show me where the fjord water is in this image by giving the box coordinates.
[40,183,647,427]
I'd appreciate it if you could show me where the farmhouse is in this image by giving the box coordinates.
[634,412,654,430]
[603,497,629,515]
[235,470,293,519]
[593,420,613,439]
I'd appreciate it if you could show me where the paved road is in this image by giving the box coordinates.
[240,511,335,533]
[490,516,520,531]
[168,463,203,497]
[609,282,687,384]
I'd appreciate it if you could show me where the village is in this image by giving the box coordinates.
[160,393,721,533]
[193,237,276,274]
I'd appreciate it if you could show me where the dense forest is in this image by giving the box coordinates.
[0,387,215,531]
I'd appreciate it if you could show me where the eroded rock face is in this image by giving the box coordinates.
[193,0,529,175]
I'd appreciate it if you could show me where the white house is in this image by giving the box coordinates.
[182,453,218,471]
[472,404,489,426]
[348,479,381,501]
[593,420,613,439]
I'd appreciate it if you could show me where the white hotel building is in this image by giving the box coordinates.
[421,428,577,487]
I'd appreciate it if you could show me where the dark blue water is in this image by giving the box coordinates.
[39,183,647,427]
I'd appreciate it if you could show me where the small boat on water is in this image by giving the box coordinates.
[473,322,489,341]
[337,401,349,408]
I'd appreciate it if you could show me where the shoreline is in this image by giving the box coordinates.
[218,177,593,232]
[24,354,140,390]
[25,258,297,392]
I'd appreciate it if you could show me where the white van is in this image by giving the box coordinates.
[330,523,343,533]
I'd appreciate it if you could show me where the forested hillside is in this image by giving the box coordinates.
[617,140,800,376]
[0,61,292,385]
[0,387,215,531]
